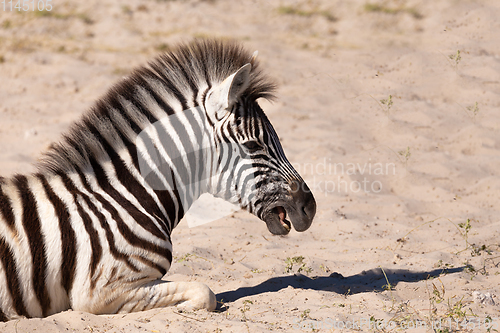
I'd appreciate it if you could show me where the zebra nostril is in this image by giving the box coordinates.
[301,205,308,217]
[290,180,316,221]
[301,195,316,219]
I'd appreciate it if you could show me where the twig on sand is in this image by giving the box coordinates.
[173,310,204,322]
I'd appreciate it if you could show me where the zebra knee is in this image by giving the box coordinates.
[176,282,216,312]
[200,283,217,311]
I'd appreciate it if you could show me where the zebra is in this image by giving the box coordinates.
[0,39,316,321]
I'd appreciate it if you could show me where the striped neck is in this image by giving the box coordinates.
[136,106,217,228]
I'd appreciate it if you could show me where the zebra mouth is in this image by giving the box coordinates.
[276,206,291,231]
[263,205,292,235]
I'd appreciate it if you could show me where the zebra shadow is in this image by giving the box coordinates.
[216,267,464,307]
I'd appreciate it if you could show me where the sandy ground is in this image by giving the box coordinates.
[1,0,500,332]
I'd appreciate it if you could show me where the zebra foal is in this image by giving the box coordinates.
[0,39,316,321]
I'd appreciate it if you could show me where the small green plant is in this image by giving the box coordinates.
[380,94,394,110]
[174,253,214,268]
[33,8,68,19]
[435,329,451,333]
[277,5,336,22]
[398,146,410,159]
[300,309,311,320]
[240,300,253,333]
[380,266,395,291]
[445,295,467,320]
[365,3,395,14]
[364,3,422,19]
[278,5,310,16]
[458,218,472,234]
[284,256,312,274]
[76,13,94,25]
[369,94,396,115]
[449,50,462,67]
[33,9,53,17]
[471,244,493,257]
[175,253,194,263]
[397,146,411,169]
[2,19,12,29]
[431,282,445,304]
[427,280,446,322]
[241,300,253,311]
[33,9,93,24]
[456,218,472,253]
[456,101,480,122]
[467,101,479,114]
[215,299,227,313]
[155,43,170,52]
[434,260,454,269]
[485,315,495,333]
[463,260,476,276]
[121,5,132,15]
[369,315,384,328]
[319,264,330,273]
[466,101,479,121]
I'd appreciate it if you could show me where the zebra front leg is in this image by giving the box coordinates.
[115,280,217,314]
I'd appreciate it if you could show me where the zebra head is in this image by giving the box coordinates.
[204,58,316,235]
[134,40,315,235]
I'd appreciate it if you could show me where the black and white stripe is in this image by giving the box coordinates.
[0,39,315,321]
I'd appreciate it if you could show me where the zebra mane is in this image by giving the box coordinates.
[36,39,277,174]
[148,39,277,102]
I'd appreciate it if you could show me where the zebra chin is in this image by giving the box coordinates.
[262,195,316,236]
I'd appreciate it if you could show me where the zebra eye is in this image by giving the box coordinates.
[243,141,260,152]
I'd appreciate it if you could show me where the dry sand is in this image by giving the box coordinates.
[1,0,500,332]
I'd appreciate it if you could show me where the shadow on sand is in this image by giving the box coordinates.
[216,267,464,305]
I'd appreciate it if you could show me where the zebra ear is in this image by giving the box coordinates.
[250,51,258,66]
[206,63,251,118]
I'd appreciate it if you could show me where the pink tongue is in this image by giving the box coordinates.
[277,206,286,221]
